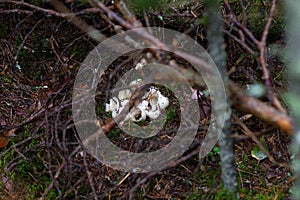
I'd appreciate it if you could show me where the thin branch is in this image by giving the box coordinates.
[0,8,32,14]
[0,0,102,17]
[233,114,292,171]
[224,0,286,114]
[229,81,293,135]
[126,145,201,199]
[257,0,286,113]
[14,18,44,61]
[224,30,255,55]
[83,151,99,200]
[39,161,66,200]
[95,1,214,74]
[48,0,106,42]
[224,0,260,46]
[261,0,276,45]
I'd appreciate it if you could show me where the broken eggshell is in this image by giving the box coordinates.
[105,97,119,113]
[129,100,148,122]
[130,107,147,122]
[118,89,131,101]
[135,58,147,70]
[145,107,161,120]
[157,94,169,110]
[106,79,170,123]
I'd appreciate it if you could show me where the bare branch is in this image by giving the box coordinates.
[229,81,293,135]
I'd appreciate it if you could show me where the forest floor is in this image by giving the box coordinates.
[0,1,293,199]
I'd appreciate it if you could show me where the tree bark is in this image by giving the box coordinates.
[285,0,300,199]
[204,0,239,198]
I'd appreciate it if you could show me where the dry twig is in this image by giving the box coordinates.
[229,81,293,135]
[224,0,286,113]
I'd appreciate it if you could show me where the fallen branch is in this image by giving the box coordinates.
[229,81,293,135]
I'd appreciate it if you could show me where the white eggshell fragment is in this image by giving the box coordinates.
[138,100,149,111]
[130,107,146,122]
[129,78,143,86]
[120,99,129,108]
[146,87,159,105]
[135,58,147,70]
[118,89,131,100]
[148,95,158,107]
[117,99,130,122]
[105,97,120,112]
[105,78,170,123]
[157,95,169,110]
[145,108,161,120]
[112,110,119,118]
[105,103,110,112]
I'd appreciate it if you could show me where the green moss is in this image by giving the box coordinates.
[1,75,14,85]
[166,107,176,121]
[230,0,286,41]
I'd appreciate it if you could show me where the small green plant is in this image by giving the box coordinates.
[108,127,121,138]
[207,146,220,162]
[1,75,14,85]
[215,186,239,200]
[97,103,105,116]
[185,188,201,200]
[166,107,176,121]
[0,149,15,170]
[126,0,160,13]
